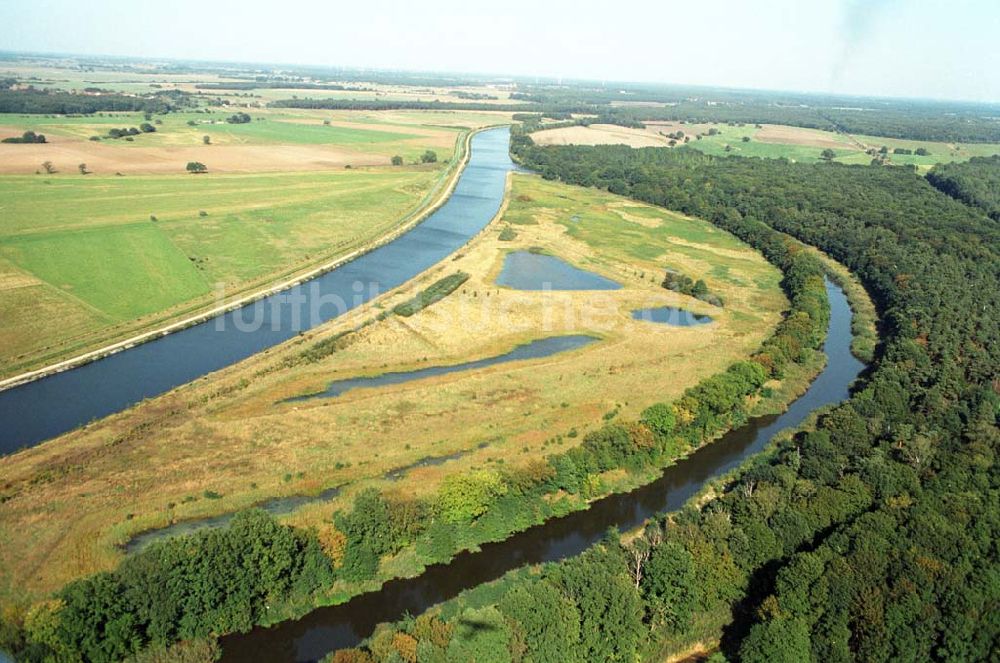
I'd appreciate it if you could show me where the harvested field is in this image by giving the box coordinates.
[0,141,392,175]
[754,123,855,149]
[530,124,671,148]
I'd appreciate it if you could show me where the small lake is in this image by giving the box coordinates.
[125,486,341,554]
[496,251,621,290]
[632,306,713,326]
[289,334,598,401]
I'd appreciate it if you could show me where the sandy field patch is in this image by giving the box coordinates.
[0,141,396,175]
[754,124,852,149]
[531,124,671,148]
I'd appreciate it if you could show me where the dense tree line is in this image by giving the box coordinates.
[195,82,370,91]
[0,88,194,115]
[510,85,1000,143]
[269,97,595,114]
[927,154,1000,220]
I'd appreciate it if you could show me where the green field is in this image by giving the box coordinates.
[684,123,1000,167]
[0,110,450,157]
[0,167,444,375]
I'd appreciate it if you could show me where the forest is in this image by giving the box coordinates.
[927,155,1000,220]
[0,87,195,114]
[327,136,1000,661]
[508,84,1000,143]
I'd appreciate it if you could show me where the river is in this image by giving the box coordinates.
[0,127,514,454]
[219,278,864,663]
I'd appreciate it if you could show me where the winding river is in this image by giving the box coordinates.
[0,127,514,454]
[219,278,864,663]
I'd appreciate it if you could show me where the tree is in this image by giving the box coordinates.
[642,540,699,632]
[41,161,55,174]
[139,123,156,133]
[437,470,507,523]
[202,135,211,145]
[421,150,438,164]
[641,402,677,438]
[186,162,207,174]
[78,163,88,175]
[498,580,582,663]
[820,149,836,161]
[391,155,404,166]
[445,607,511,663]
[740,617,813,663]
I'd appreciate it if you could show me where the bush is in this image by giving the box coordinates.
[1,130,46,144]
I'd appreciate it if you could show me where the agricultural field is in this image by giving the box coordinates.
[0,107,488,174]
[0,173,788,605]
[531,121,1000,168]
[0,99,522,377]
[0,167,449,376]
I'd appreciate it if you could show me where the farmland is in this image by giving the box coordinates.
[530,121,1000,169]
[0,173,789,606]
[0,167,453,377]
[0,101,522,378]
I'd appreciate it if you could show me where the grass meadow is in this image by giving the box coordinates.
[0,167,443,375]
[0,173,791,605]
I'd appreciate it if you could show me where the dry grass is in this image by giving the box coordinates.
[0,174,786,605]
[530,124,672,148]
[0,141,391,175]
[753,124,855,149]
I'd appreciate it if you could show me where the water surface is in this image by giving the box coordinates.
[289,335,597,401]
[496,251,621,290]
[632,306,713,326]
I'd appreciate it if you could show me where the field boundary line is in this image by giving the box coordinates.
[0,125,504,393]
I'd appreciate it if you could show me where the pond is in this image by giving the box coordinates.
[631,306,713,326]
[288,334,599,401]
[495,251,621,290]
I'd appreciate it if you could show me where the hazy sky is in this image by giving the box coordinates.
[2,0,998,102]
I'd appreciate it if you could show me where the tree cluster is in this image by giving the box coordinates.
[1,130,47,144]
[927,154,1000,220]
[10,511,333,662]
